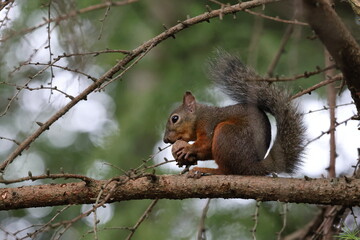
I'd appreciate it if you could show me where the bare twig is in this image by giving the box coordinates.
[0,77,34,117]
[97,1,112,40]
[277,203,288,239]
[197,199,211,240]
[244,9,308,26]
[304,101,354,115]
[325,49,337,178]
[0,81,76,100]
[247,11,263,67]
[0,0,14,28]
[9,44,46,76]
[0,225,17,239]
[306,115,355,147]
[262,64,337,82]
[93,203,99,240]
[0,0,139,43]
[132,144,172,174]
[97,42,156,91]
[26,205,72,239]
[1,0,281,173]
[251,201,261,240]
[46,0,55,98]
[267,24,294,77]
[0,173,94,185]
[291,74,342,100]
[125,199,159,240]
[142,159,177,171]
[0,136,20,146]
[28,62,98,82]
[55,49,131,58]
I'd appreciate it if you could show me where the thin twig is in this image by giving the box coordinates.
[55,49,131,58]
[143,159,177,170]
[306,115,355,147]
[93,204,99,240]
[325,49,337,178]
[267,24,294,77]
[291,74,342,100]
[133,144,171,173]
[0,0,139,43]
[277,203,288,239]
[262,64,337,82]
[26,205,72,239]
[1,81,76,100]
[0,136,21,145]
[9,44,47,76]
[304,102,354,115]
[197,199,211,240]
[251,201,261,240]
[247,10,263,68]
[125,199,159,240]
[97,42,156,91]
[244,9,308,26]
[0,173,94,185]
[0,77,35,117]
[0,1,14,28]
[46,0,55,99]
[1,0,283,173]
[98,2,112,40]
[28,62,98,82]
[47,179,125,240]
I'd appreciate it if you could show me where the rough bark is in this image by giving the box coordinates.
[1,175,360,211]
[302,0,360,117]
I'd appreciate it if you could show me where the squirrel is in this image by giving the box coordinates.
[163,51,305,177]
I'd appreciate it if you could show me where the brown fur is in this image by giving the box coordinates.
[164,51,305,176]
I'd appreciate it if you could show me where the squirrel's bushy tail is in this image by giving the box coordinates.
[208,50,305,173]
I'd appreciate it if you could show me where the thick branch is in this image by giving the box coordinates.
[1,175,360,211]
[302,0,360,117]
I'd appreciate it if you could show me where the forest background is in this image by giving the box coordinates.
[0,0,360,239]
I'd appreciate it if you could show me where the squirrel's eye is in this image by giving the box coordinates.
[171,115,179,124]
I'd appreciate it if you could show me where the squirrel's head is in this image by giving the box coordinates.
[163,91,197,144]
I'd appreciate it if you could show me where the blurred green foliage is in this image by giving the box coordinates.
[0,0,358,239]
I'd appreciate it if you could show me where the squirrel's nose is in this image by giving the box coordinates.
[163,137,169,143]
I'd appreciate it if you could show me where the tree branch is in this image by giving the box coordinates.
[1,175,360,211]
[0,0,282,173]
[0,0,138,43]
[302,0,360,118]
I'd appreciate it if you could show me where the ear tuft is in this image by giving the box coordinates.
[183,91,196,112]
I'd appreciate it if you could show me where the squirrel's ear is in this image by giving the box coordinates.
[183,91,196,112]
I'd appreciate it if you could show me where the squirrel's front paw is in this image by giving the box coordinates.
[187,168,209,179]
[187,169,203,179]
[172,140,197,167]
